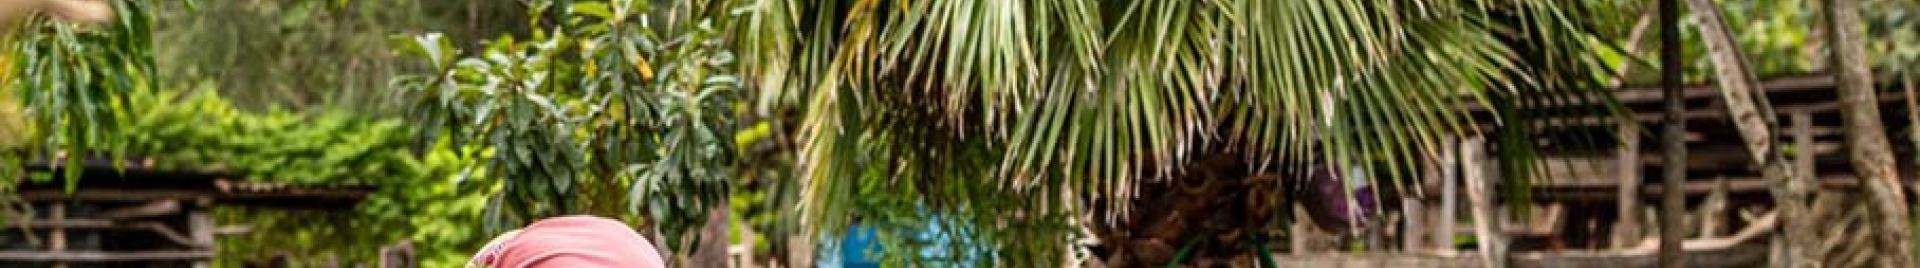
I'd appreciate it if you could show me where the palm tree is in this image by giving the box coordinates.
[742,0,1622,265]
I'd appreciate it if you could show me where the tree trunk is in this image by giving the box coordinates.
[1095,154,1285,267]
[1682,0,1819,266]
[693,205,731,268]
[1825,0,1916,266]
[1656,0,1687,267]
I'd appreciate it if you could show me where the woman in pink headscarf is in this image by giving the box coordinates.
[468,215,668,268]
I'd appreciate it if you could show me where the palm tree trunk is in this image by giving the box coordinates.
[1656,0,1687,266]
[1825,0,1916,266]
[1682,0,1819,267]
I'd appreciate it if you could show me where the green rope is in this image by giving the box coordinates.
[1165,236,1203,268]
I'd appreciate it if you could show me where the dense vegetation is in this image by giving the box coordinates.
[1,0,1919,267]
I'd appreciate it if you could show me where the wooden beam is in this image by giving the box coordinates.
[1459,73,1837,112]
[8,219,201,248]
[100,199,180,219]
[1474,91,1903,129]
[23,219,113,229]
[17,189,213,201]
[0,250,214,261]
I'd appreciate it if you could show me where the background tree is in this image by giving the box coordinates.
[392,0,744,263]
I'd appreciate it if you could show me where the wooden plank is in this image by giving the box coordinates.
[23,219,113,228]
[0,250,214,261]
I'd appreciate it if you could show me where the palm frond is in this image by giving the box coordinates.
[751,0,1623,265]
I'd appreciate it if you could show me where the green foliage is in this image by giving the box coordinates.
[7,0,157,189]
[393,0,744,252]
[215,139,491,267]
[747,0,1621,265]
[152,0,529,112]
[119,88,417,184]
[89,86,492,266]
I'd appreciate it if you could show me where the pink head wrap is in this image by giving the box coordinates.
[470,215,668,268]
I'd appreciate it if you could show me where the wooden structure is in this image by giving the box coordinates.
[0,160,371,268]
[1278,72,1916,267]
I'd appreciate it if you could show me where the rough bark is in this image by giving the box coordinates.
[1825,0,1916,266]
[1657,0,1686,267]
[1682,0,1819,266]
[693,205,731,268]
[1095,154,1286,267]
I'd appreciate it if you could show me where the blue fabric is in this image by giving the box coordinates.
[818,218,986,267]
[817,226,882,268]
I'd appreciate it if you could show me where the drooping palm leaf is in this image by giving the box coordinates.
[747,0,1621,265]
[6,0,156,189]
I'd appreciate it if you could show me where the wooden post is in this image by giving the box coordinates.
[1403,197,1425,251]
[51,203,66,268]
[787,234,814,268]
[1656,0,1686,266]
[1701,178,1731,237]
[1436,137,1460,253]
[1616,122,1644,248]
[1292,205,1312,253]
[1463,137,1506,268]
[190,198,214,268]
